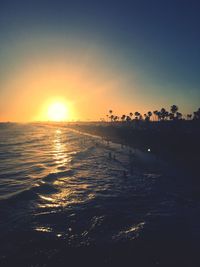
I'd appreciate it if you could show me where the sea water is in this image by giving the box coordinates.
[0,123,199,266]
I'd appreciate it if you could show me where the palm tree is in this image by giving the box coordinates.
[176,112,182,120]
[109,110,113,122]
[144,113,147,121]
[157,111,161,121]
[144,114,149,122]
[170,105,178,117]
[110,114,114,122]
[165,111,169,120]
[193,108,200,120]
[121,114,126,122]
[126,116,131,122]
[114,116,119,122]
[160,108,166,120]
[187,114,192,120]
[148,111,152,121]
[134,111,140,120]
[169,113,174,120]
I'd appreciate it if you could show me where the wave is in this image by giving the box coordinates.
[71,146,96,161]
[33,181,59,194]
[0,166,75,203]
[0,181,58,203]
[43,170,74,182]
[0,185,38,203]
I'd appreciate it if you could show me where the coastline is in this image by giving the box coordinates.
[66,122,200,176]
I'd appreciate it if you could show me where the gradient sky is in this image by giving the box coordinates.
[0,0,200,121]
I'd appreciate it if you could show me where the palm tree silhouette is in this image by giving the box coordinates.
[144,113,150,122]
[160,108,166,120]
[134,111,140,120]
[169,113,174,120]
[193,108,200,120]
[148,111,152,121]
[170,105,178,120]
[176,112,182,120]
[109,110,113,122]
[187,114,192,120]
[110,114,114,122]
[114,116,119,122]
[121,114,126,122]
[126,115,131,123]
[165,111,169,120]
[105,104,197,125]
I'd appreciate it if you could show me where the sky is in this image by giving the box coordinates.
[0,0,200,121]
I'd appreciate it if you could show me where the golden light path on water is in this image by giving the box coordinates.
[37,129,95,212]
[53,129,69,166]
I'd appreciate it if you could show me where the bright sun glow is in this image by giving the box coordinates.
[47,102,68,121]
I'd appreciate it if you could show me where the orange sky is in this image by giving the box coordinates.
[0,37,147,122]
[0,34,198,122]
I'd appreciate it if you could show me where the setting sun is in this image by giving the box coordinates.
[47,102,68,121]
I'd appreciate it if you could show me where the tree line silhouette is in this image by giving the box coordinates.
[106,105,200,123]
[70,104,200,170]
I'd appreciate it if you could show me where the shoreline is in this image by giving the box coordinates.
[66,123,200,176]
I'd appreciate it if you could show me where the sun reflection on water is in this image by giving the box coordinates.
[35,226,53,233]
[36,128,95,210]
[53,129,66,165]
[38,186,95,209]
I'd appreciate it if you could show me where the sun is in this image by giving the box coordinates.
[47,102,68,121]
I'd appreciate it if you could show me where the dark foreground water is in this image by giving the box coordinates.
[0,123,199,266]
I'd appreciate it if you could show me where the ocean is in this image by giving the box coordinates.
[0,123,199,266]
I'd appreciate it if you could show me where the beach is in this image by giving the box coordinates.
[68,121,200,173]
